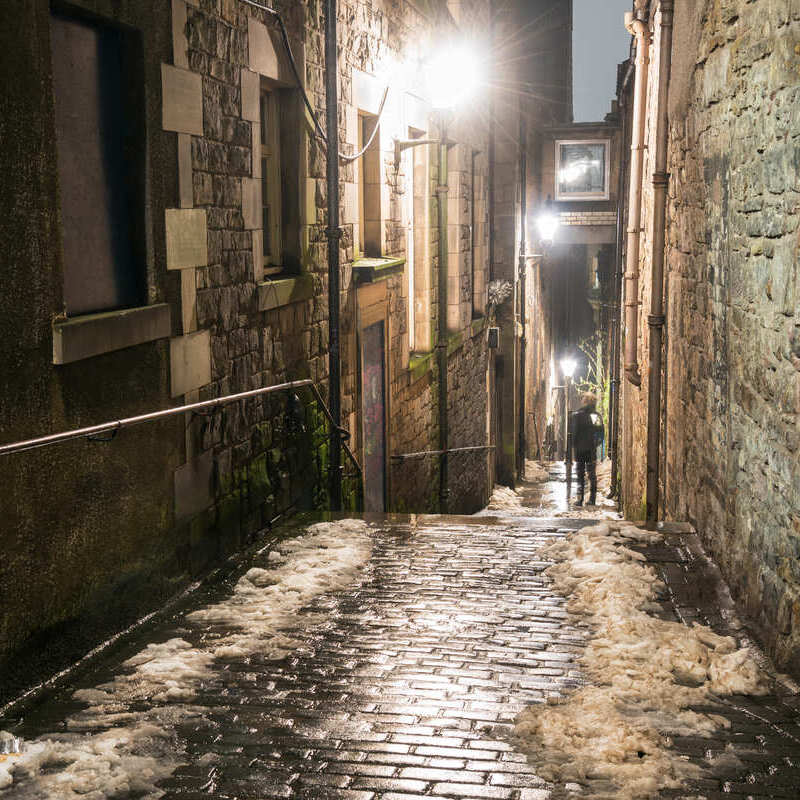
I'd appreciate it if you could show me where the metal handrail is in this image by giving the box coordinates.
[0,379,362,478]
[391,444,495,462]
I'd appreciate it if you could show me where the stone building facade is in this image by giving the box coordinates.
[0,0,575,700]
[619,0,800,672]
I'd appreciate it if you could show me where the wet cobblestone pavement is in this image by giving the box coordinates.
[3,507,800,799]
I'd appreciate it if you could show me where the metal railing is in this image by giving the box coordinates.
[0,378,361,480]
[391,444,494,462]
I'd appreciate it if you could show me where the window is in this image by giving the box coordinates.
[358,113,381,257]
[50,9,146,315]
[555,139,610,201]
[260,88,282,275]
[406,128,431,353]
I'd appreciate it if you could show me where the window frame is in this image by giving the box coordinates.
[260,86,283,275]
[554,138,611,202]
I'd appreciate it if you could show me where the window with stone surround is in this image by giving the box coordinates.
[357,112,381,258]
[50,7,146,316]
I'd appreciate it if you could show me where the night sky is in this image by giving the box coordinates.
[572,0,632,122]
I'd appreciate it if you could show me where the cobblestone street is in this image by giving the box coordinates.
[3,488,800,799]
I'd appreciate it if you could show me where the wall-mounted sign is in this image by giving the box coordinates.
[555,139,610,201]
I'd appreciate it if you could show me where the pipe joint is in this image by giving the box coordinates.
[648,314,666,328]
[652,171,670,187]
[625,365,643,387]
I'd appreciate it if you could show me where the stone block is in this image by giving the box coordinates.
[161,63,203,135]
[248,17,281,80]
[174,451,214,520]
[343,182,358,224]
[170,330,211,397]
[178,133,193,208]
[242,177,261,230]
[251,122,261,178]
[352,68,382,114]
[404,91,429,133]
[181,268,198,334]
[241,68,260,122]
[166,208,208,269]
[252,229,263,281]
[172,0,189,69]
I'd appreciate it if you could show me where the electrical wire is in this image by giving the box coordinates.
[238,0,390,163]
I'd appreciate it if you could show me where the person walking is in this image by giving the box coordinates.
[569,393,604,506]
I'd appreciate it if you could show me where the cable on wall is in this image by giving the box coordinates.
[238,0,390,163]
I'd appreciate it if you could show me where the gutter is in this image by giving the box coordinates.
[646,0,675,526]
[622,9,650,387]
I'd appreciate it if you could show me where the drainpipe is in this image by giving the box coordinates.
[517,109,527,479]
[646,0,674,526]
[437,125,450,513]
[325,0,342,511]
[623,9,650,387]
[609,56,634,499]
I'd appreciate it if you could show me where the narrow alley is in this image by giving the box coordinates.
[2,467,800,799]
[2,0,800,797]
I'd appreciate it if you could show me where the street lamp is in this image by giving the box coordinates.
[537,196,559,246]
[560,356,576,500]
[424,41,483,110]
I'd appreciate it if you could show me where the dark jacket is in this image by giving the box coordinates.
[569,404,604,459]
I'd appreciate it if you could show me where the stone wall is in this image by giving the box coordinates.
[622,0,800,672]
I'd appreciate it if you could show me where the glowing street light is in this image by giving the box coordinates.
[536,196,559,245]
[560,357,577,379]
[424,42,483,109]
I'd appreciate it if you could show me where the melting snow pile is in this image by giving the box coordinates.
[514,521,768,799]
[525,460,550,482]
[486,484,524,511]
[0,519,372,798]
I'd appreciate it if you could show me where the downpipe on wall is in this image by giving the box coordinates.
[623,10,650,388]
[437,125,450,513]
[325,0,342,511]
[517,109,527,480]
[646,0,674,527]
[609,56,634,500]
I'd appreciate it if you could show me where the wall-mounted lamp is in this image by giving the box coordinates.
[425,41,483,110]
[560,356,577,379]
[537,195,559,246]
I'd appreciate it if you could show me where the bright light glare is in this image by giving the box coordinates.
[561,357,577,379]
[537,211,559,244]
[425,43,482,109]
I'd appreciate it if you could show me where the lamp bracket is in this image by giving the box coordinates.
[393,137,452,168]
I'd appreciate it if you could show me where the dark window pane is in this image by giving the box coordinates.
[50,13,144,315]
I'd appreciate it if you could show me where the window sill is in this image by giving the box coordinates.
[257,274,313,312]
[352,256,405,286]
[52,304,171,365]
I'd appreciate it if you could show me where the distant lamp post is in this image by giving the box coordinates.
[537,196,559,246]
[560,356,577,500]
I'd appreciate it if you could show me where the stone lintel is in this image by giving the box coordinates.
[52,304,171,365]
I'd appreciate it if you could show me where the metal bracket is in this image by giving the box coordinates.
[647,314,666,328]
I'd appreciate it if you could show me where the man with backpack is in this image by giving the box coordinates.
[569,393,604,506]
